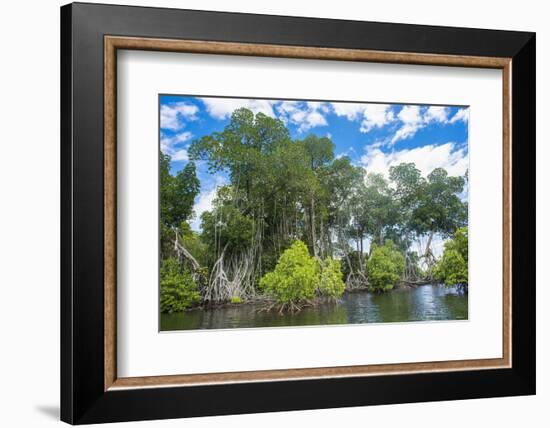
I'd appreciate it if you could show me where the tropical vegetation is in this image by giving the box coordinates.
[160,108,469,313]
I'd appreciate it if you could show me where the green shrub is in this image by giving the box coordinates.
[160,258,201,313]
[367,240,405,291]
[319,257,346,300]
[434,249,467,286]
[230,296,243,304]
[434,227,468,286]
[259,240,319,305]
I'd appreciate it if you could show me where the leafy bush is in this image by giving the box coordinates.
[230,296,243,304]
[434,249,467,286]
[160,258,201,313]
[434,227,468,286]
[367,240,405,291]
[259,240,319,305]
[319,257,346,300]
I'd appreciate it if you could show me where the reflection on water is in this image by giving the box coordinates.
[160,284,468,331]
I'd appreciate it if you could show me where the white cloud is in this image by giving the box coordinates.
[200,98,276,119]
[360,104,396,133]
[190,175,227,231]
[390,105,423,143]
[449,108,469,124]
[169,149,189,162]
[335,146,356,160]
[331,102,395,133]
[306,101,330,112]
[331,103,365,120]
[390,105,456,144]
[160,131,193,162]
[190,188,216,230]
[424,106,449,124]
[397,105,422,125]
[160,102,199,131]
[361,142,468,179]
[391,124,417,143]
[276,101,298,117]
[276,101,329,132]
[331,103,467,145]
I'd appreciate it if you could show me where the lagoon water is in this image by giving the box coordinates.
[160,284,468,331]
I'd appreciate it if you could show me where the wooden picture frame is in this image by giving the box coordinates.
[61,2,535,424]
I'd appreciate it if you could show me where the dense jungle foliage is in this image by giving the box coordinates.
[160,108,468,313]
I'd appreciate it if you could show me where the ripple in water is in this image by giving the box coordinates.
[160,284,468,331]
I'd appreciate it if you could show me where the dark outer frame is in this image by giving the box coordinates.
[61,2,535,424]
[104,36,512,389]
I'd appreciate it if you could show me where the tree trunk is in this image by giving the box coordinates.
[310,196,318,257]
[173,229,200,271]
[424,230,434,258]
[358,228,365,273]
[422,230,436,278]
[319,215,325,258]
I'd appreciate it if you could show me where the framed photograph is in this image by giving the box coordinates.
[61,2,535,424]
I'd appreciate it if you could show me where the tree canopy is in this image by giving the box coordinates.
[159,107,469,312]
[160,153,200,229]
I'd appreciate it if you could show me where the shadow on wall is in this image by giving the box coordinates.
[35,405,59,420]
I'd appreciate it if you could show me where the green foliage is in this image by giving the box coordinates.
[411,168,467,238]
[259,241,319,304]
[159,154,200,261]
[324,157,363,221]
[160,258,201,313]
[230,296,243,304]
[434,250,467,286]
[159,222,174,260]
[347,172,399,257]
[167,107,469,303]
[363,173,399,244]
[434,227,468,286]
[160,154,200,229]
[259,241,344,305]
[299,134,335,170]
[179,222,209,268]
[389,162,424,205]
[189,109,332,273]
[367,240,405,291]
[319,257,346,299]
[201,200,255,255]
[189,108,291,204]
[451,226,468,263]
[389,163,467,264]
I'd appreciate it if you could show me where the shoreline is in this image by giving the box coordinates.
[172,282,458,314]
[159,283,468,331]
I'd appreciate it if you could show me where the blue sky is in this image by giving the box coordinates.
[160,95,469,234]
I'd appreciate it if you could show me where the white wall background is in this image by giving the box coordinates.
[0,1,546,427]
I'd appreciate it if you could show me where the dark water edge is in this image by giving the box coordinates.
[160,284,468,331]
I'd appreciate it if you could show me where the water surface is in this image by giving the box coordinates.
[160,284,468,331]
